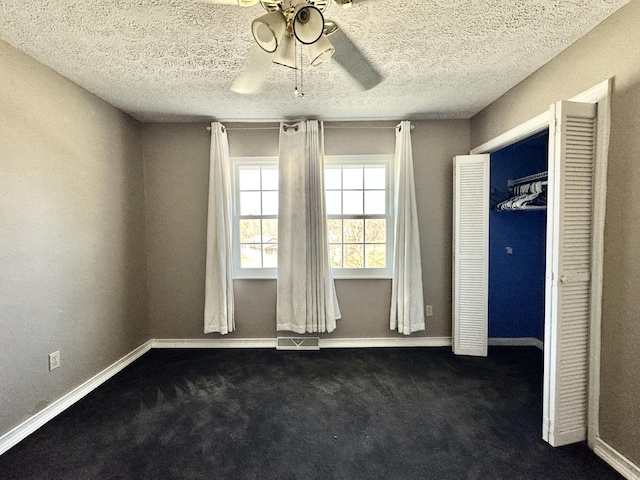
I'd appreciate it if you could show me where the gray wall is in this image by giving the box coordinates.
[0,40,149,436]
[142,119,469,340]
[470,0,640,466]
[10,0,638,462]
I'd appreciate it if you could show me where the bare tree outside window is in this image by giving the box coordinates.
[325,163,389,271]
[237,164,278,269]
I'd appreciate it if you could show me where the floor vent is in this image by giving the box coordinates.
[276,337,320,351]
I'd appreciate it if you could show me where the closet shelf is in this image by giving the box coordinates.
[507,171,548,187]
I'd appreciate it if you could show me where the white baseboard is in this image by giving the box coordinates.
[152,338,277,349]
[488,337,544,350]
[0,340,153,456]
[594,437,640,480]
[320,336,452,348]
[152,337,452,349]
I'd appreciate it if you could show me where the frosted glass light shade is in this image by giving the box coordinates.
[273,32,297,69]
[292,4,324,44]
[252,11,287,53]
[307,34,334,66]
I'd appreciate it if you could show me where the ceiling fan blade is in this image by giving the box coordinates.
[329,25,383,90]
[231,45,273,94]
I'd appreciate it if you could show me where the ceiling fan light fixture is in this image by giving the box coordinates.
[273,31,298,69]
[251,11,287,53]
[307,34,334,66]
[292,4,324,45]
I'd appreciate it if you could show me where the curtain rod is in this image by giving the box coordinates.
[206,124,413,132]
[206,126,279,131]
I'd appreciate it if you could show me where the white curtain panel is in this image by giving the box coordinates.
[277,120,341,333]
[390,120,426,335]
[204,122,235,335]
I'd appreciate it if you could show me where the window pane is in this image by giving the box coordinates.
[325,191,342,215]
[325,168,342,190]
[261,168,278,190]
[343,219,364,243]
[262,191,278,215]
[239,168,261,191]
[317,158,392,273]
[365,244,386,268]
[263,246,278,268]
[240,244,262,268]
[364,166,386,190]
[343,191,363,215]
[233,159,280,275]
[364,190,386,215]
[240,219,261,243]
[330,244,342,268]
[344,244,364,268]
[365,219,386,243]
[262,219,278,243]
[240,191,261,215]
[343,166,363,189]
[327,219,342,244]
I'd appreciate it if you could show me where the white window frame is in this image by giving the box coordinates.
[324,154,394,279]
[230,154,394,280]
[231,156,279,279]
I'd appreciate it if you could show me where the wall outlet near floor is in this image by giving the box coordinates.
[425,305,433,317]
[49,351,60,371]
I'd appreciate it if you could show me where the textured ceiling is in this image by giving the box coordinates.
[0,0,630,122]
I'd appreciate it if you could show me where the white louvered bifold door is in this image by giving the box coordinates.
[453,155,489,357]
[543,101,597,447]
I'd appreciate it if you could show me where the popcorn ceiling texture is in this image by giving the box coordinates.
[0,0,630,122]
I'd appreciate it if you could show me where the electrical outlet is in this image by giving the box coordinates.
[425,305,433,317]
[49,351,60,371]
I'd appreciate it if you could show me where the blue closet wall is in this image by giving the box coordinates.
[489,130,548,340]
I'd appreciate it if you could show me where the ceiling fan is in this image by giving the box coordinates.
[205,0,383,94]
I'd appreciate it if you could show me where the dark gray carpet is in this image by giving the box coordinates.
[0,347,623,480]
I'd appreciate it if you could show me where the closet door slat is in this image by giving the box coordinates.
[452,155,489,357]
[543,100,597,447]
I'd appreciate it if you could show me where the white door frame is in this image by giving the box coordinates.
[469,78,612,448]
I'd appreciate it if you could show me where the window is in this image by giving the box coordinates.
[325,155,394,278]
[231,154,393,279]
[232,157,279,278]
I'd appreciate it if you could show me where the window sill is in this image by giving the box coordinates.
[333,275,392,280]
[233,275,392,281]
[234,276,277,280]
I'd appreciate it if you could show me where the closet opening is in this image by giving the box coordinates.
[459,83,612,447]
[488,129,549,348]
